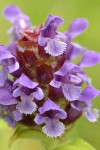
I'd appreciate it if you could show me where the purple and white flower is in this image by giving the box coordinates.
[0,45,19,87]
[3,5,31,39]
[34,99,67,137]
[71,85,99,122]
[50,60,87,101]
[38,15,67,56]
[0,80,22,127]
[13,74,44,115]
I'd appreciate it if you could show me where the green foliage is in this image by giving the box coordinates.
[9,124,62,150]
[54,139,95,150]
[9,124,95,150]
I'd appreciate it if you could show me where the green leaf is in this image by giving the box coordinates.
[54,138,96,150]
[9,123,95,150]
[8,124,27,148]
[9,124,64,150]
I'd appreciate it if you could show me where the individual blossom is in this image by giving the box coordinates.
[78,51,100,67]
[0,45,19,87]
[3,5,31,55]
[71,85,99,122]
[50,60,87,101]
[64,18,88,60]
[3,5,31,39]
[13,74,44,115]
[64,18,100,67]
[34,99,67,137]
[0,80,22,127]
[38,15,67,56]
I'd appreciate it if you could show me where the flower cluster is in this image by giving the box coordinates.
[0,5,100,137]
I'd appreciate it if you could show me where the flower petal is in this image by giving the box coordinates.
[0,45,19,73]
[79,85,99,102]
[0,66,8,87]
[69,74,82,84]
[0,89,18,105]
[54,60,75,76]
[3,5,21,23]
[13,74,38,89]
[62,83,80,101]
[50,78,62,88]
[39,99,67,119]
[13,110,22,121]
[71,100,88,111]
[79,51,100,67]
[69,43,86,60]
[43,15,64,32]
[40,15,63,38]
[45,39,67,56]
[16,100,37,115]
[84,108,99,122]
[66,104,82,124]
[34,114,45,125]
[42,118,65,137]
[0,45,14,60]
[8,60,19,73]
[38,36,47,46]
[13,87,22,97]
[32,87,44,100]
[68,18,88,38]
[4,115,16,128]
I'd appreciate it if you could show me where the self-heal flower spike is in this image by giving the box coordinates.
[0,5,100,137]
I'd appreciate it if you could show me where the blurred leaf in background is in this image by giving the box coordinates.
[0,0,100,149]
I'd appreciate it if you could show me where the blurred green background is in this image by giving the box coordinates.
[0,0,100,149]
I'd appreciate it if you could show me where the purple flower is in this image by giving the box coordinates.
[64,18,88,60]
[78,51,100,67]
[66,18,88,38]
[34,99,67,137]
[3,5,30,38]
[0,79,17,105]
[0,45,19,87]
[38,15,67,56]
[71,85,99,122]
[64,18,100,66]
[3,6,29,62]
[3,5,31,55]
[66,43,86,60]
[64,103,82,125]
[3,108,22,127]
[50,60,87,101]
[13,74,44,115]
[0,80,22,127]
[12,110,22,121]
[16,93,37,115]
